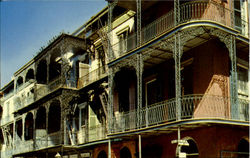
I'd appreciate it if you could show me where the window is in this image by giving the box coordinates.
[118,30,128,53]
[237,65,248,97]
[237,60,249,121]
[234,0,247,33]
[80,108,87,126]
[97,45,106,73]
[79,103,87,128]
[145,77,161,106]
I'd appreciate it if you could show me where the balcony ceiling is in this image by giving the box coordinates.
[143,31,211,69]
[116,0,158,11]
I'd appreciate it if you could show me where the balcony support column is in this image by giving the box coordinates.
[136,0,141,45]
[108,139,112,158]
[229,35,238,120]
[63,118,68,145]
[13,119,16,150]
[45,104,49,147]
[174,0,180,26]
[22,114,26,141]
[138,134,142,158]
[33,110,37,150]
[174,32,181,121]
[136,53,143,127]
[108,68,114,133]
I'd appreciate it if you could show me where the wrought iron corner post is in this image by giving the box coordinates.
[174,32,182,121]
[229,35,238,120]
[108,67,114,133]
[136,53,143,128]
[108,1,117,61]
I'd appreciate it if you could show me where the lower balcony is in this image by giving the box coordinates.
[13,139,34,155]
[111,95,249,133]
[77,124,107,144]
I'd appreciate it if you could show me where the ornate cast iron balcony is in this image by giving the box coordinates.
[111,95,249,133]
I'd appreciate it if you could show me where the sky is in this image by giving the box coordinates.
[0,0,107,88]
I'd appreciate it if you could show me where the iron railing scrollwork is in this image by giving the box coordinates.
[111,94,249,133]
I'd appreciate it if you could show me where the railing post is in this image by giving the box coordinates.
[174,0,180,26]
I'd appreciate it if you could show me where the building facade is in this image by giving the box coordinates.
[0,0,249,158]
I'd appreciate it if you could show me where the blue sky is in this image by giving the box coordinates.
[0,0,107,88]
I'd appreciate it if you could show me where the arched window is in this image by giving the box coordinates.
[120,147,132,158]
[36,106,46,129]
[16,119,23,139]
[49,51,61,81]
[48,100,61,134]
[25,112,34,140]
[16,76,24,89]
[238,138,249,158]
[180,138,199,158]
[25,69,35,82]
[36,60,47,84]
[97,150,107,158]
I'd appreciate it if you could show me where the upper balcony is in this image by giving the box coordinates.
[109,0,249,62]
[77,65,108,89]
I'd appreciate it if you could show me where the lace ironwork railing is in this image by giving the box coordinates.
[13,139,34,155]
[78,66,108,89]
[77,124,107,144]
[111,95,249,133]
[47,131,62,147]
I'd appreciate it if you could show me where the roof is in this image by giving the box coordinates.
[71,6,108,36]
[14,34,85,77]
